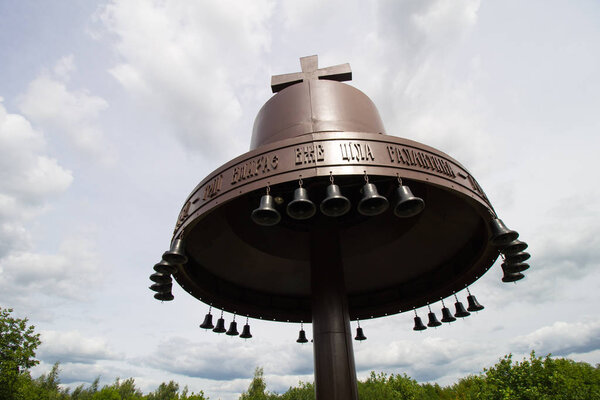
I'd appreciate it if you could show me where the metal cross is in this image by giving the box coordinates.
[271,55,352,93]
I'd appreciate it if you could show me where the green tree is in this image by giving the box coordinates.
[239,367,279,400]
[279,381,314,400]
[0,307,42,399]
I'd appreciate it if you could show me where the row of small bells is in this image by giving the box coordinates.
[251,174,425,226]
[199,308,253,339]
[411,290,485,331]
[148,239,188,301]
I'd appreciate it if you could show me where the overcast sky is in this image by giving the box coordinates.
[1,1,599,399]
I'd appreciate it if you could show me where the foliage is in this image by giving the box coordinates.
[2,307,600,399]
[239,367,279,400]
[0,307,42,400]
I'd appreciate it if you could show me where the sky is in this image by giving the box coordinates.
[1,0,599,398]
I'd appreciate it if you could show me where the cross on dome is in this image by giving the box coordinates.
[271,55,352,93]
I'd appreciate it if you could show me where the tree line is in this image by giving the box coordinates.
[2,307,599,399]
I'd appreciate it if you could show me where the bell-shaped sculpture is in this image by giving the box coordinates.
[490,218,519,247]
[226,320,239,336]
[354,327,367,341]
[251,194,281,226]
[467,294,485,312]
[393,185,425,218]
[240,323,252,339]
[320,183,351,217]
[287,187,316,220]
[199,312,214,330]
[296,329,308,343]
[154,292,174,301]
[505,251,531,264]
[501,264,525,283]
[413,316,427,331]
[150,272,172,284]
[154,260,178,275]
[454,299,471,318]
[502,239,528,255]
[162,238,188,265]
[441,306,456,323]
[357,183,389,216]
[427,311,442,327]
[213,316,227,333]
[502,261,530,274]
[149,282,173,293]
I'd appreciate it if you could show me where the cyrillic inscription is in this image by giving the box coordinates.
[203,174,223,200]
[294,144,325,165]
[340,142,375,162]
[231,154,279,185]
[174,200,191,233]
[386,145,456,178]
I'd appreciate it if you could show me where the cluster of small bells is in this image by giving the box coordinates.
[148,239,187,301]
[149,173,530,340]
[410,216,531,332]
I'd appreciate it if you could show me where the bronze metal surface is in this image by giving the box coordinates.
[172,130,498,322]
[271,55,352,93]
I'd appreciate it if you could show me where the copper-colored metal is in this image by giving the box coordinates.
[310,223,359,399]
[162,56,515,400]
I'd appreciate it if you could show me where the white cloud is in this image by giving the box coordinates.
[98,0,274,159]
[17,58,112,163]
[38,330,121,364]
[0,235,102,308]
[0,102,72,260]
[512,320,600,357]
[142,336,312,381]
[350,0,494,174]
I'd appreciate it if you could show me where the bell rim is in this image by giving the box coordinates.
[319,196,351,217]
[162,251,188,265]
[251,208,282,226]
[357,196,390,216]
[393,198,425,218]
[286,199,317,220]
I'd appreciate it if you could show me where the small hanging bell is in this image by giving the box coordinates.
[287,186,316,220]
[502,261,530,274]
[466,290,484,312]
[162,238,188,265]
[504,251,531,264]
[393,183,424,218]
[149,282,173,293]
[240,318,252,339]
[502,240,528,255]
[441,300,456,323]
[357,182,389,216]
[199,309,214,330]
[226,320,239,336]
[150,272,172,284]
[490,218,519,247]
[427,306,442,327]
[251,193,281,226]
[154,292,174,301]
[213,312,227,333]
[153,260,178,275]
[354,326,367,341]
[296,326,308,343]
[320,178,351,217]
[501,264,525,282]
[413,311,427,331]
[454,295,471,318]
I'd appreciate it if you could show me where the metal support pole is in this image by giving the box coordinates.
[310,223,359,400]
